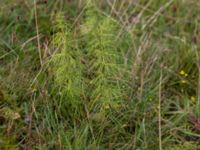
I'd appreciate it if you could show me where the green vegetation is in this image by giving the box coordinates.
[0,0,200,149]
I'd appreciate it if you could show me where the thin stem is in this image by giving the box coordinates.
[194,44,200,117]
[34,0,43,66]
[158,67,162,150]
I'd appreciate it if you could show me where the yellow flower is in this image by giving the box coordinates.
[179,70,186,75]
[179,70,188,77]
[191,96,196,103]
[180,80,187,84]
[184,73,188,77]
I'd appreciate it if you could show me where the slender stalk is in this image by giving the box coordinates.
[194,44,200,117]
[34,0,43,66]
[158,68,162,150]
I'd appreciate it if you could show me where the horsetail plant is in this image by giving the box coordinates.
[81,1,126,114]
[51,1,129,120]
[51,13,84,117]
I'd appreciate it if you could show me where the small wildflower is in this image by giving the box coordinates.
[179,70,186,75]
[184,73,188,77]
[179,70,188,77]
[180,80,187,84]
[191,96,196,103]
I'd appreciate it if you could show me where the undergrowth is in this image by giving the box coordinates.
[0,0,200,149]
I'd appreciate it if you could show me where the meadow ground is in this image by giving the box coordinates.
[0,0,200,149]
